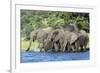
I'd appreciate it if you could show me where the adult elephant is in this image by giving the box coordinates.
[26,27,53,52]
[26,28,41,51]
[74,30,89,51]
[44,28,65,52]
[63,31,79,52]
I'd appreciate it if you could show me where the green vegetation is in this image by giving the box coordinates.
[20,9,89,50]
[21,10,89,39]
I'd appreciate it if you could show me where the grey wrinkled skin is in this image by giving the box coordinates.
[63,31,79,52]
[26,24,89,52]
[26,27,53,51]
[51,29,66,52]
[74,30,89,51]
[43,28,67,52]
[62,24,89,52]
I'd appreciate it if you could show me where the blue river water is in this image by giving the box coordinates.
[20,51,89,63]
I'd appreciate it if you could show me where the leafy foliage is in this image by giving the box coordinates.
[21,10,89,39]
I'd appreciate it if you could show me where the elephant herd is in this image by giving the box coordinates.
[26,24,89,52]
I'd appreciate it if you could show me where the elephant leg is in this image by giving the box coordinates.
[83,45,87,51]
[78,47,81,51]
[73,43,78,52]
[38,43,44,52]
[60,37,68,52]
[60,46,65,52]
[38,42,40,48]
[38,43,41,52]
[62,41,67,52]
[71,44,76,52]
[26,38,33,51]
[41,42,46,52]
[74,40,81,52]
[67,43,71,52]
[76,43,80,51]
[46,43,53,52]
[84,41,88,51]
[65,45,68,52]
[54,43,59,52]
[80,45,83,51]
[75,41,78,50]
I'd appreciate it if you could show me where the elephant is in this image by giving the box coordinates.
[26,27,53,52]
[37,28,54,52]
[52,29,66,52]
[43,28,66,52]
[74,30,89,51]
[63,31,79,52]
[26,28,41,51]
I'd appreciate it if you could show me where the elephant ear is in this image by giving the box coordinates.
[53,29,64,42]
[70,32,78,44]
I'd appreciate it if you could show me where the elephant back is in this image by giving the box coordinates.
[62,24,79,32]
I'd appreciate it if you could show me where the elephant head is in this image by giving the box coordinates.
[46,29,66,52]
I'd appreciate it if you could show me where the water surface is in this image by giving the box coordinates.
[20,50,89,63]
